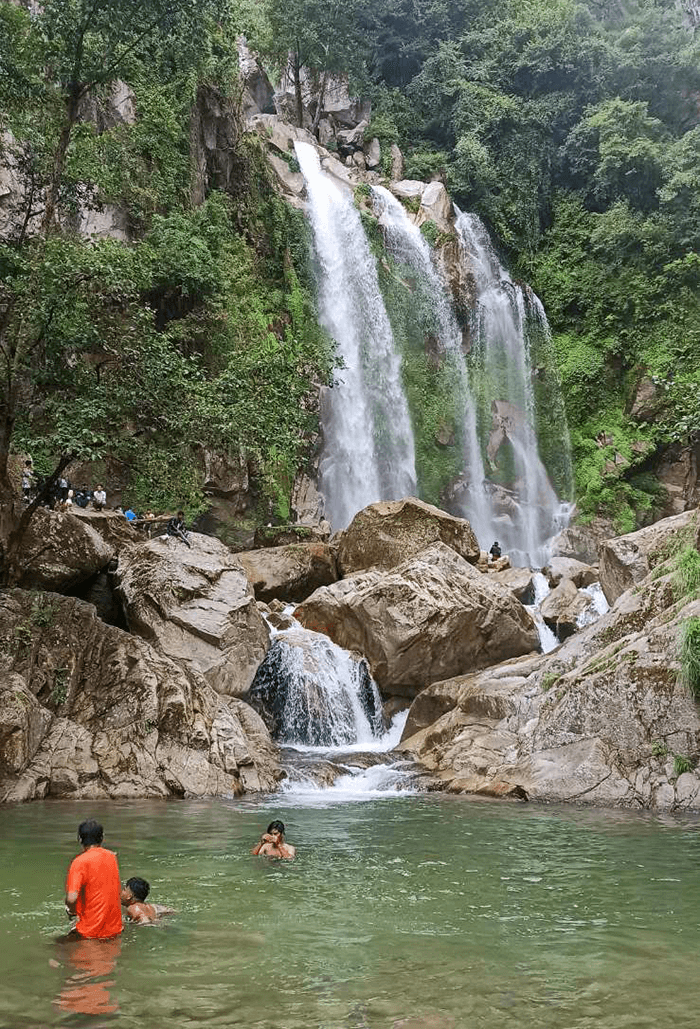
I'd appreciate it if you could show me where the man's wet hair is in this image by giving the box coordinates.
[78,819,103,846]
[267,820,285,835]
[126,877,150,902]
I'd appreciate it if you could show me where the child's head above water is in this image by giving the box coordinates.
[122,876,150,904]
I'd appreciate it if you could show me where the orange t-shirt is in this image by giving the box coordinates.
[66,847,123,939]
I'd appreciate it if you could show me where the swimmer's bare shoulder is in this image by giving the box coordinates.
[126,901,176,924]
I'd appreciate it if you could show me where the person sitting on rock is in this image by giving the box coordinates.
[121,877,175,925]
[251,820,296,860]
[489,541,502,561]
[92,485,107,511]
[166,510,191,548]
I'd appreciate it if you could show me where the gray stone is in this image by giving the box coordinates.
[115,532,270,697]
[598,510,696,604]
[295,542,538,696]
[237,542,338,603]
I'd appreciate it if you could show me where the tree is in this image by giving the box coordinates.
[261,0,372,127]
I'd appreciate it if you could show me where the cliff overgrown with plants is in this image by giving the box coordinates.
[255,0,700,530]
[0,0,333,581]
[1,0,699,561]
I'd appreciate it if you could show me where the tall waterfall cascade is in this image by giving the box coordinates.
[455,213,573,566]
[294,142,417,530]
[371,186,491,544]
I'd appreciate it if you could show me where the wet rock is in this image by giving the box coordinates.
[539,578,589,640]
[398,558,700,811]
[598,509,696,604]
[0,591,280,803]
[295,542,538,696]
[543,557,598,589]
[389,143,404,180]
[335,497,480,576]
[237,542,338,603]
[489,567,535,605]
[420,181,452,233]
[115,532,269,697]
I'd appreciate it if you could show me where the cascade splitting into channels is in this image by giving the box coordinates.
[371,187,492,544]
[456,214,573,566]
[294,142,417,530]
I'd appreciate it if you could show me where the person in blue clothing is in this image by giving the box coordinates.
[124,508,137,524]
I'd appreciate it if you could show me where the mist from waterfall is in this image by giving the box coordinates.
[371,186,491,543]
[294,142,417,530]
[455,213,573,566]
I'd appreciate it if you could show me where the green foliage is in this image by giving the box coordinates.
[419,221,439,247]
[673,754,693,777]
[541,672,560,692]
[30,596,57,628]
[51,667,69,707]
[651,740,668,758]
[679,617,700,701]
[673,547,700,602]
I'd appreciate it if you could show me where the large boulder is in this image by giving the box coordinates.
[398,559,700,811]
[13,508,117,591]
[599,510,696,604]
[294,542,539,697]
[543,556,598,589]
[335,497,480,576]
[539,578,589,640]
[488,567,535,605]
[237,542,338,603]
[115,532,269,697]
[0,591,280,803]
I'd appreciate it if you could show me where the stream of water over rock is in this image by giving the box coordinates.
[294,142,417,529]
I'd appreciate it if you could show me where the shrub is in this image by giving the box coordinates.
[679,616,700,699]
[673,546,700,601]
[673,754,693,777]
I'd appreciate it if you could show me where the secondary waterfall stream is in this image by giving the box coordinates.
[250,609,416,798]
[294,142,417,530]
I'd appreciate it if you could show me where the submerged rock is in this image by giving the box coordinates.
[0,591,280,803]
[335,496,480,576]
[295,542,538,697]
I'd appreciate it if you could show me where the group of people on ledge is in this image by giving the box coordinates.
[63,818,294,940]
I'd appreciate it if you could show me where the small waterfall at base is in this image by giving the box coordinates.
[455,212,573,567]
[527,572,559,654]
[249,616,417,799]
[577,582,610,628]
[249,627,383,747]
[294,142,417,531]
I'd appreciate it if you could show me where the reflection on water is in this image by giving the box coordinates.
[54,935,121,1017]
[1,796,700,1028]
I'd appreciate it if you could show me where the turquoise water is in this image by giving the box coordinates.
[1,795,700,1028]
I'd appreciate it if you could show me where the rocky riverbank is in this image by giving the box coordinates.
[1,499,698,809]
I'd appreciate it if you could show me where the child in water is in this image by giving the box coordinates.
[121,877,175,924]
[251,820,296,860]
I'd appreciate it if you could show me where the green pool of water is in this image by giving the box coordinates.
[1,795,699,1029]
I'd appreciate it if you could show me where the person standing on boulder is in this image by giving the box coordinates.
[64,820,123,940]
[489,541,502,561]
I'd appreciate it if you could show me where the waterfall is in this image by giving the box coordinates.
[249,626,384,747]
[371,186,491,543]
[455,213,573,567]
[526,571,559,654]
[294,142,417,530]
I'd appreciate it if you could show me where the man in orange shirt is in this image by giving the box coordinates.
[64,820,123,939]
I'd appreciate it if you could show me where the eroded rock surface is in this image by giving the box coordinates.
[14,508,118,591]
[295,542,538,696]
[399,562,700,810]
[335,497,480,576]
[599,510,696,604]
[237,542,338,603]
[0,591,280,803]
[115,532,269,697]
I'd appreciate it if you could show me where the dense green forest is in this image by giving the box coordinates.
[1,0,699,543]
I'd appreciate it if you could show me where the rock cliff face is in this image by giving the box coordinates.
[115,532,270,697]
[399,527,700,810]
[0,591,280,803]
[598,510,696,604]
[295,542,539,697]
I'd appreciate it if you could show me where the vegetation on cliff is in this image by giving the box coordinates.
[0,0,333,582]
